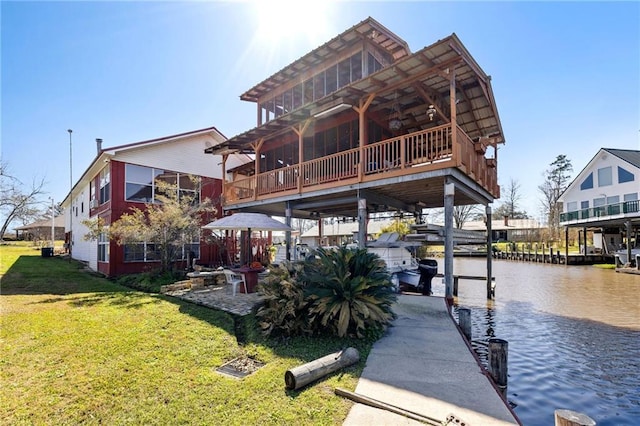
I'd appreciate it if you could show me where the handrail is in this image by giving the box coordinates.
[561,200,640,222]
[224,123,499,204]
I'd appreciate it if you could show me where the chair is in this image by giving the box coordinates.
[223,269,247,296]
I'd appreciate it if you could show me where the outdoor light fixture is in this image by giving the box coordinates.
[426,105,437,121]
[388,91,402,131]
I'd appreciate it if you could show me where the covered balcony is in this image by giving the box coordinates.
[224,123,498,209]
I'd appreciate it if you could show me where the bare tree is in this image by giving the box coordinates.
[493,177,528,219]
[453,204,482,229]
[0,162,47,239]
[538,155,573,240]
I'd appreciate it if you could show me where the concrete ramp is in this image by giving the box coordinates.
[343,295,519,425]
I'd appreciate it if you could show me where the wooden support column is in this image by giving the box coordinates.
[486,205,494,299]
[293,120,311,192]
[444,180,455,303]
[353,94,375,180]
[221,154,228,202]
[285,202,292,261]
[448,68,459,165]
[357,197,367,249]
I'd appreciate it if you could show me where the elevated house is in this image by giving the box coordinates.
[559,148,639,262]
[205,17,505,299]
[61,127,248,276]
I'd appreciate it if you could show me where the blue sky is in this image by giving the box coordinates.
[2,1,639,222]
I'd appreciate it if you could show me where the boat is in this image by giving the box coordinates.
[364,232,438,293]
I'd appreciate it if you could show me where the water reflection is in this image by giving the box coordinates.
[446,258,640,426]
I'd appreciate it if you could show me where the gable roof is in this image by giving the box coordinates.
[558,147,640,202]
[62,126,228,206]
[603,148,640,169]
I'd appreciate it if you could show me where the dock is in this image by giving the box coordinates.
[343,295,519,425]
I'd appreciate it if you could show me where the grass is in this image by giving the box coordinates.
[0,243,371,425]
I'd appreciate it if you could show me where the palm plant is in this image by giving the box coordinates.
[301,247,396,338]
[256,262,311,337]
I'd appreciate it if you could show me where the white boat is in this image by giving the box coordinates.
[364,232,437,292]
[614,248,640,266]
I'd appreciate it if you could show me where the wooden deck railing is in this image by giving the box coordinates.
[224,124,499,204]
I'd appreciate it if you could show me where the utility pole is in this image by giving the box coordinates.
[68,129,73,260]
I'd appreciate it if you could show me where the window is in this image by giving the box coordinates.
[90,181,96,204]
[98,232,109,262]
[125,164,163,202]
[607,195,620,215]
[581,200,589,209]
[624,193,638,202]
[593,197,606,216]
[580,173,593,190]
[126,164,199,204]
[566,201,577,212]
[618,166,635,183]
[597,167,612,187]
[99,167,110,203]
[123,242,161,262]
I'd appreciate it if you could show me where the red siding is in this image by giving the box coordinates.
[92,161,225,277]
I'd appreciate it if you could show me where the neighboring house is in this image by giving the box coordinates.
[61,127,249,277]
[461,217,543,243]
[206,17,505,262]
[14,215,66,242]
[559,148,639,253]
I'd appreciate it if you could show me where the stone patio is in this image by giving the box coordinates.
[163,284,266,316]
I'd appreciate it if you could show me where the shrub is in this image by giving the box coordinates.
[114,270,184,293]
[300,247,397,338]
[255,262,311,338]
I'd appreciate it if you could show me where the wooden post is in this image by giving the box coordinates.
[453,276,459,296]
[458,308,471,341]
[488,338,508,394]
[565,226,569,265]
[554,409,596,426]
[285,347,360,390]
[549,247,553,264]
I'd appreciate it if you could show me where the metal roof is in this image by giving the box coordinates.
[207,32,505,158]
[603,148,640,169]
[239,17,411,103]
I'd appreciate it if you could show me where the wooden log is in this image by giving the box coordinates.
[554,409,596,426]
[488,338,508,391]
[458,307,472,341]
[285,347,359,390]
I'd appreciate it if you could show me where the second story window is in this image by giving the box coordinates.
[99,167,110,203]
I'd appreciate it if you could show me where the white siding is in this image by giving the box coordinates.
[113,133,248,178]
[560,150,640,212]
[67,183,97,267]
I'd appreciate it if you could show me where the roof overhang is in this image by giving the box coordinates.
[218,33,505,156]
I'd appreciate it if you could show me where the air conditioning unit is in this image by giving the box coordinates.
[90,199,99,209]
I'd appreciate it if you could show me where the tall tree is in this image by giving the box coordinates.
[538,155,573,240]
[453,204,482,229]
[0,161,46,239]
[493,177,528,219]
[84,176,215,272]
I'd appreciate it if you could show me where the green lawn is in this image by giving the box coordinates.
[0,244,369,425]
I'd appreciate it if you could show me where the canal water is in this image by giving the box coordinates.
[430,258,640,426]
